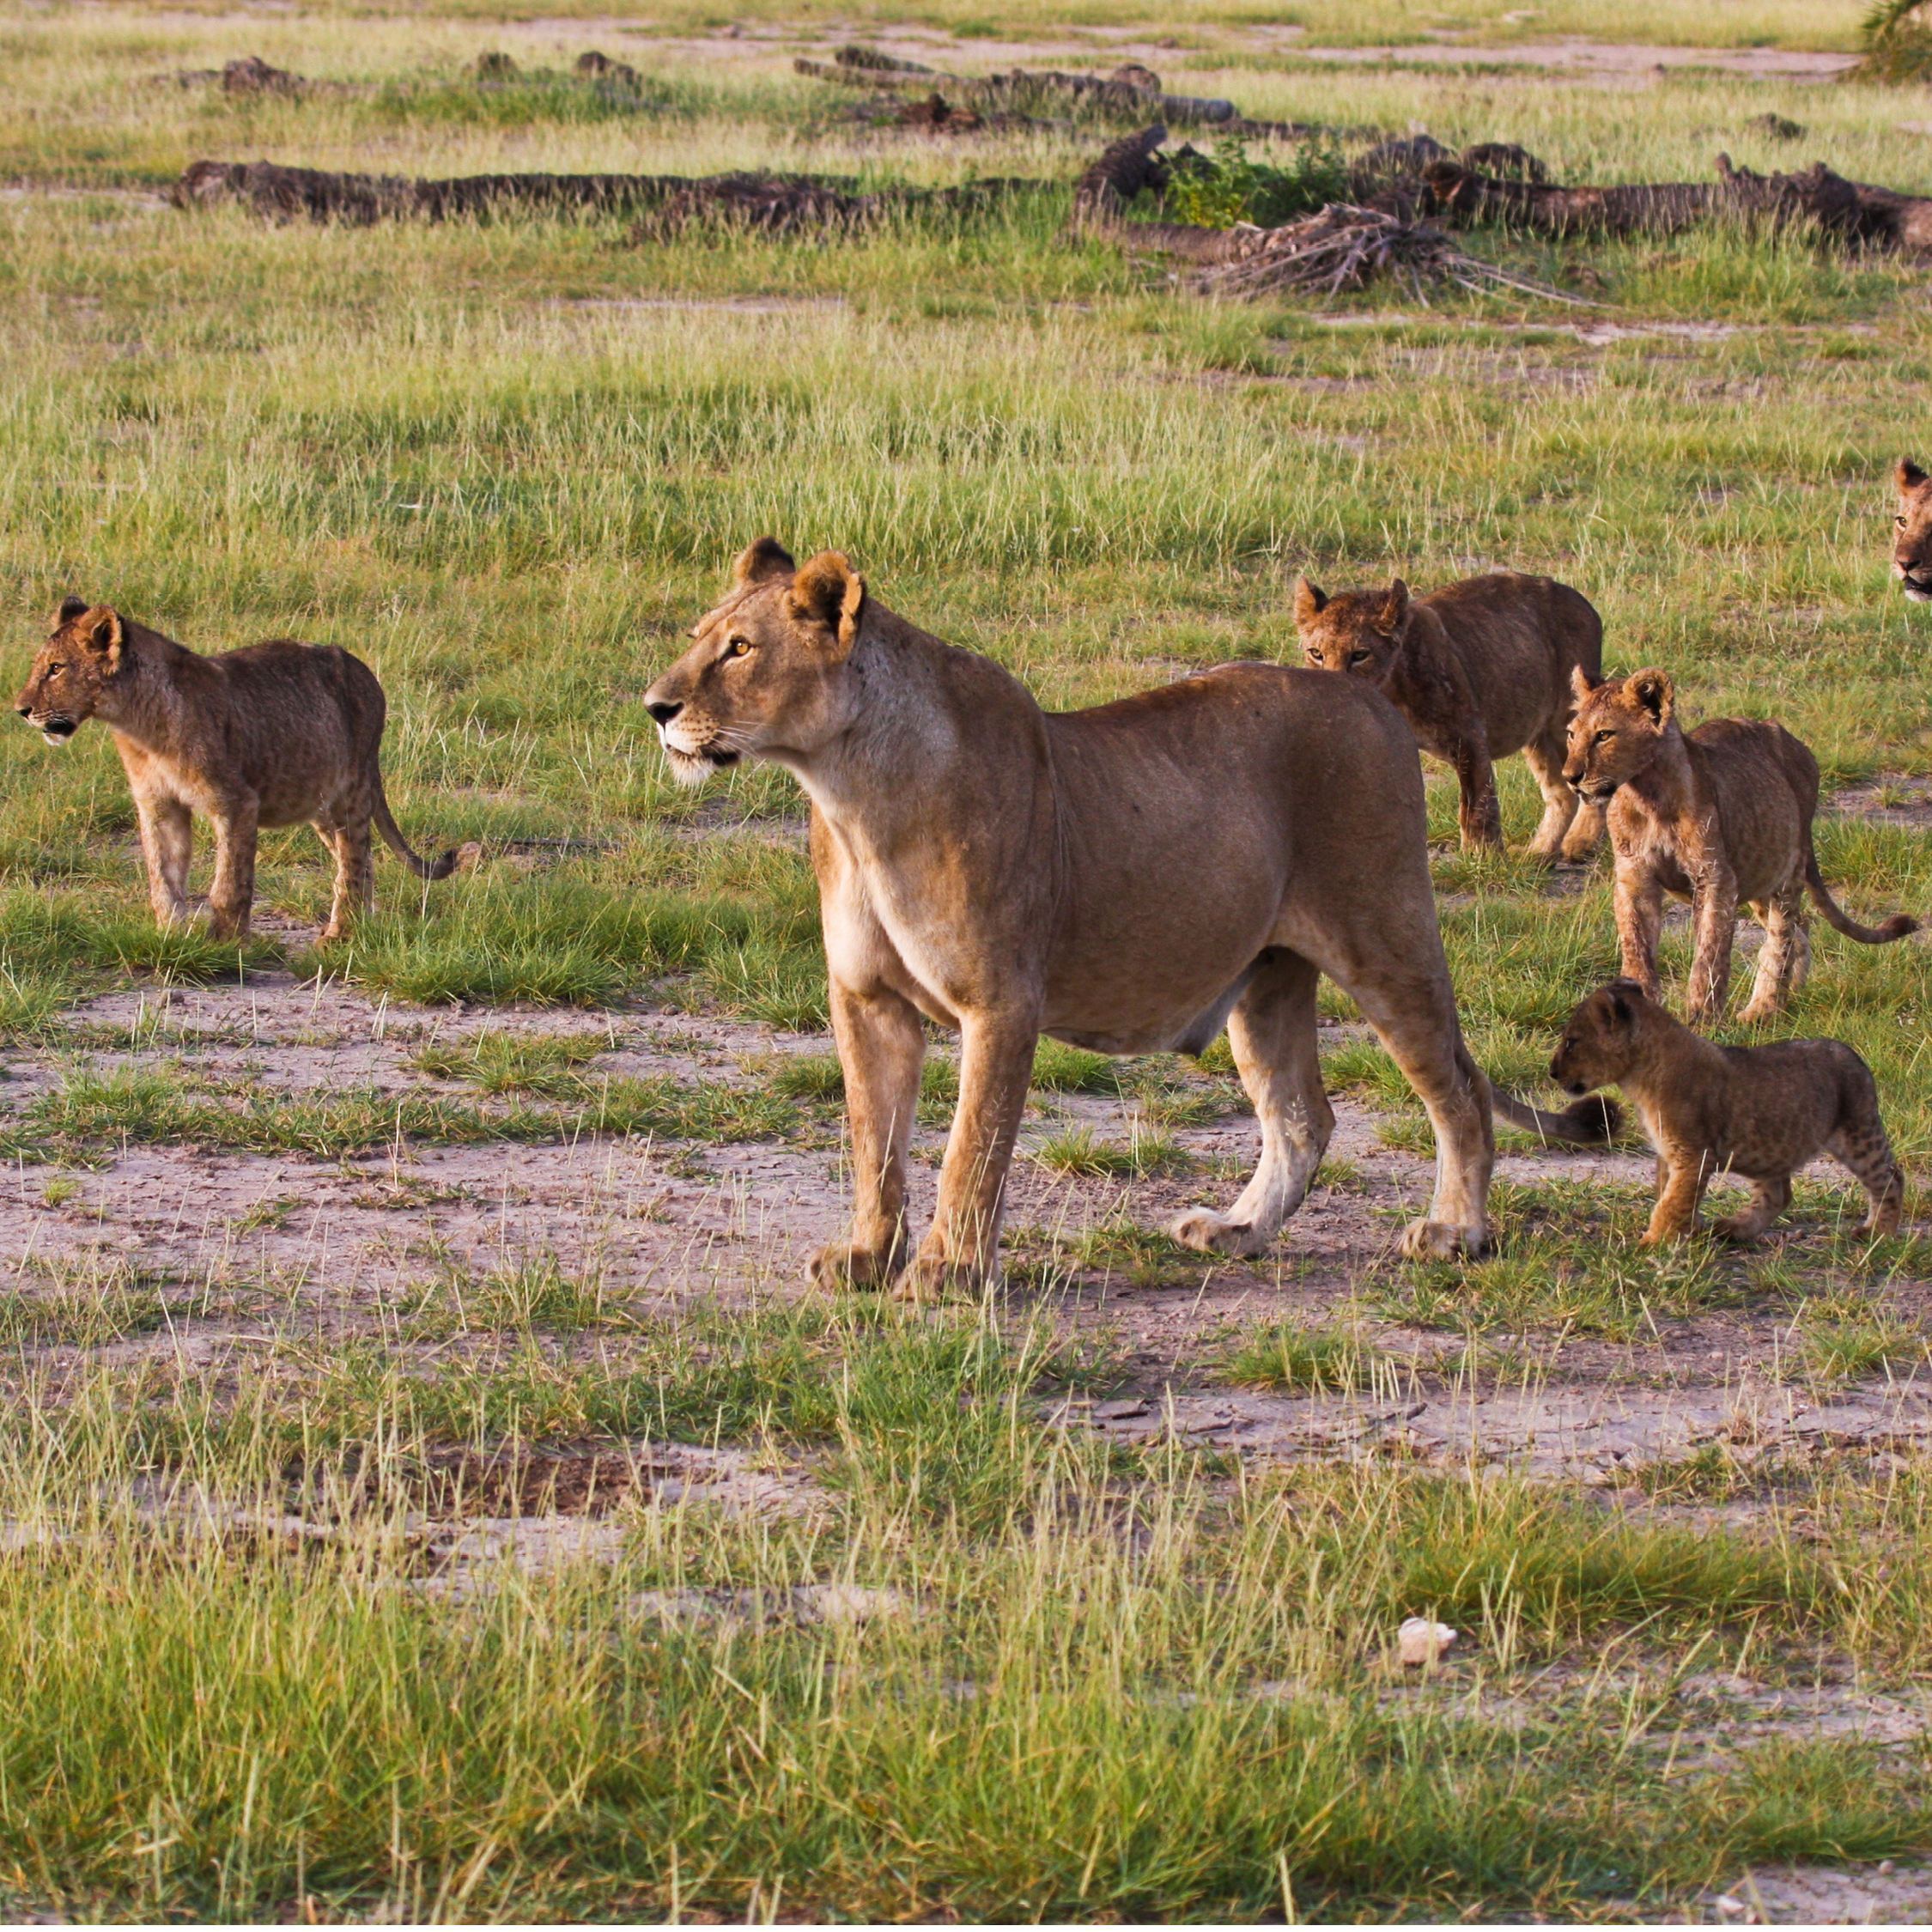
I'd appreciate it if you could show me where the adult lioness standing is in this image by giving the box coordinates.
[645,539,1495,1301]
[15,599,459,941]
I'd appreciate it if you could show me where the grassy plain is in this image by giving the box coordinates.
[2,0,1932,1919]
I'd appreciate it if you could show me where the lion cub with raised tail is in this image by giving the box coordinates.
[1564,667,1916,1026]
[1552,979,1904,1247]
[15,599,459,942]
[1294,568,1604,860]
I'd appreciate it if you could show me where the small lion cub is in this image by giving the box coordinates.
[1294,568,1605,860]
[1551,980,1904,1247]
[1564,667,1916,1025]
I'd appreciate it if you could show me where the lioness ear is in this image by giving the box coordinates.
[1626,666,1674,725]
[789,551,866,655]
[81,609,124,659]
[1292,575,1327,624]
[1376,579,1410,635]
[54,595,88,628]
[1570,663,1601,702]
[732,537,798,587]
[1899,458,1928,495]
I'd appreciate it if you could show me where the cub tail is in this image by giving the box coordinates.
[1805,852,1917,945]
[1490,1085,1623,1146]
[373,774,461,881]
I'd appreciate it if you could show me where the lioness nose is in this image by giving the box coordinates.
[15,707,29,720]
[647,700,683,726]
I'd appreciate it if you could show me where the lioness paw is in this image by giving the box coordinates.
[889,1255,988,1305]
[1398,1218,1485,1261]
[806,1242,897,1293]
[1168,1209,1266,1258]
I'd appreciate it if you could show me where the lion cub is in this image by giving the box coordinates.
[1552,980,1904,1246]
[1564,668,1915,1026]
[1294,568,1604,860]
[15,599,459,942]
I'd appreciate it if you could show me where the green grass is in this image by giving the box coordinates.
[3,3,1932,1914]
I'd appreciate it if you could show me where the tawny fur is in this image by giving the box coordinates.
[1294,568,1605,860]
[1552,979,1905,1247]
[1564,666,1916,1026]
[14,600,457,942]
[644,538,1498,1302]
[1893,458,1932,603]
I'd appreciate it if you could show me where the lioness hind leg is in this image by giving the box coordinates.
[1710,1175,1791,1243]
[1828,1115,1905,1238]
[317,821,374,945]
[1522,732,1588,862]
[1350,970,1493,1260]
[1170,949,1331,1260]
[1739,882,1807,1024]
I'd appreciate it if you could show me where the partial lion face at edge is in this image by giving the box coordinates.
[1895,459,1932,603]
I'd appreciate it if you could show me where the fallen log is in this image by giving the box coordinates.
[794,51,1239,126]
[169,156,1043,228]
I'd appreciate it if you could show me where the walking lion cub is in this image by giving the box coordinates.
[1293,568,1604,860]
[1551,980,1904,1246]
[1564,667,1915,1025]
[15,599,459,941]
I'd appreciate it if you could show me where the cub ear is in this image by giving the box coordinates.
[80,609,125,658]
[788,550,866,655]
[1570,663,1602,702]
[1625,666,1674,725]
[1603,979,1646,1028]
[1899,458,1928,494]
[1292,575,1327,624]
[54,595,89,628]
[732,537,798,587]
[1375,578,1410,635]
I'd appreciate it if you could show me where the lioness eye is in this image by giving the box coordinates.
[1899,516,1909,528]
[1348,650,1370,664]
[46,661,65,674]
[1595,730,1613,743]
[723,638,751,659]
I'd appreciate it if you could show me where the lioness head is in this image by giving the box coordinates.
[15,598,125,744]
[1292,575,1410,681]
[1562,665,1674,803]
[1894,459,1932,603]
[643,539,867,787]
[1550,979,1656,1095]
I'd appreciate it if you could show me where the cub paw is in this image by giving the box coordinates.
[1398,1218,1485,1261]
[1708,1216,1762,1244]
[889,1255,988,1305]
[1168,1209,1264,1258]
[806,1242,899,1294]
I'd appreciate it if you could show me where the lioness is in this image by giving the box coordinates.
[1552,979,1904,1246]
[15,599,458,941]
[1893,458,1932,602]
[644,539,1496,1299]
[1294,568,1604,860]
[1564,667,1915,1025]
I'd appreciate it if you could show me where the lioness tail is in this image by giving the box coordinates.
[372,775,460,881]
[1804,852,1916,945]
[1490,1086,1623,1146]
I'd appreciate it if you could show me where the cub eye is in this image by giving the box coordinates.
[1348,649,1371,665]
[1595,730,1614,743]
[722,638,752,660]
[46,661,66,675]
[1899,515,1909,528]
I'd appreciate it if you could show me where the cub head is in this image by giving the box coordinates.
[1550,980,1655,1096]
[1562,665,1675,803]
[1894,459,1932,603]
[1292,575,1410,683]
[643,539,867,787]
[15,598,125,744]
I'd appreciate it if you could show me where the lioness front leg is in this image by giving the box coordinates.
[205,799,259,941]
[1171,950,1331,1259]
[1453,732,1504,852]
[1613,867,1666,1003]
[810,978,922,1293]
[1684,866,1740,1026]
[894,1009,1036,1303]
[1641,1147,1709,1246]
[1351,967,1493,1260]
[135,797,194,927]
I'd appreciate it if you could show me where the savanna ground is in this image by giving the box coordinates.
[9,0,1932,1919]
